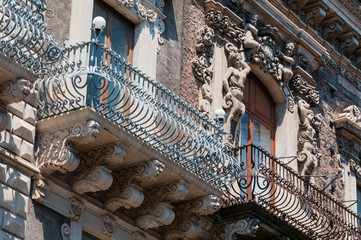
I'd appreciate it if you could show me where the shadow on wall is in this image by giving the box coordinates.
[26,198,70,240]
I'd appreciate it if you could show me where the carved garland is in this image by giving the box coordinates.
[118,0,157,23]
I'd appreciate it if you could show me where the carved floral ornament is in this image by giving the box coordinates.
[117,0,157,23]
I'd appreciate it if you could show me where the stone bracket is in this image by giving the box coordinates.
[0,79,32,105]
[136,202,175,230]
[218,218,260,240]
[72,166,113,194]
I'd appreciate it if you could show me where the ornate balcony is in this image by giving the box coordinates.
[222,144,361,240]
[33,40,239,190]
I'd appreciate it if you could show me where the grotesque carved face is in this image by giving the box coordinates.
[249,14,258,25]
[284,43,295,56]
[202,28,214,47]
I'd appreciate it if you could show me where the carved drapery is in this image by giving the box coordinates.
[192,26,215,117]
[135,180,189,230]
[217,217,260,240]
[36,120,101,176]
[104,160,164,211]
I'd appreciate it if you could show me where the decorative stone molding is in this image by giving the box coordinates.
[205,9,244,46]
[102,214,114,237]
[218,218,260,239]
[157,19,165,54]
[296,100,322,175]
[286,0,309,11]
[37,120,101,176]
[105,160,164,211]
[61,223,70,240]
[136,202,175,230]
[0,79,32,104]
[31,175,49,204]
[192,26,215,117]
[336,0,361,22]
[337,105,361,125]
[118,0,157,23]
[350,159,361,178]
[72,166,113,194]
[290,75,319,106]
[69,197,83,221]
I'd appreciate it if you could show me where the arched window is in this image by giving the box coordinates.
[239,72,275,154]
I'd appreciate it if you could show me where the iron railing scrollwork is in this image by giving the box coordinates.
[0,0,62,73]
[224,144,361,239]
[34,40,240,190]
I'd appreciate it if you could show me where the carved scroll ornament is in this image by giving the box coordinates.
[105,160,165,211]
[0,79,32,104]
[218,218,260,240]
[118,0,157,23]
[72,166,113,194]
[37,120,101,176]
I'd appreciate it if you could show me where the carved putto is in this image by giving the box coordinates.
[243,14,261,58]
[278,43,295,84]
[297,100,322,175]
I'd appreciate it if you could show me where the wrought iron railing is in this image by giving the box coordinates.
[224,144,361,239]
[34,40,239,189]
[0,0,62,73]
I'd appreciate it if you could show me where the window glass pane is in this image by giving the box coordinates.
[253,120,271,153]
[92,3,107,44]
[82,232,100,240]
[111,17,130,59]
[357,185,361,216]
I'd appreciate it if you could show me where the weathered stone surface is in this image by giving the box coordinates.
[0,131,22,155]
[6,168,30,196]
[14,192,28,219]
[11,115,35,144]
[0,184,14,212]
[19,140,34,162]
[22,104,36,125]
[2,211,25,239]
[0,164,7,183]
[6,102,25,120]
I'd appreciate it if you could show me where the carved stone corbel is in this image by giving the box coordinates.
[135,180,189,230]
[69,197,83,221]
[104,160,164,211]
[72,166,113,194]
[337,105,361,125]
[164,195,221,240]
[218,218,260,240]
[305,3,327,28]
[0,79,31,104]
[323,18,344,42]
[37,120,101,176]
[102,214,114,237]
[31,175,49,204]
[340,33,360,56]
[136,202,175,230]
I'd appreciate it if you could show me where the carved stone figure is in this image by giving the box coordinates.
[338,105,361,125]
[278,43,295,84]
[223,43,250,119]
[243,14,261,57]
[192,26,215,117]
[297,100,322,175]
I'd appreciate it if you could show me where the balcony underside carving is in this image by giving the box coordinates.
[72,166,113,195]
[218,217,260,240]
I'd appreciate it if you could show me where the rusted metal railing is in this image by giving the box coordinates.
[224,144,361,240]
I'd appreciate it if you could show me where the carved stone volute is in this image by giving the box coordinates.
[340,33,360,56]
[0,79,32,104]
[37,120,101,176]
[218,218,260,240]
[72,166,113,194]
[305,4,327,27]
[323,18,344,41]
[337,105,361,125]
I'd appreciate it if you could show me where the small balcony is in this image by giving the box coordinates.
[221,144,361,240]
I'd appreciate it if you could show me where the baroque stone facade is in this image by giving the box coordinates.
[0,0,359,240]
